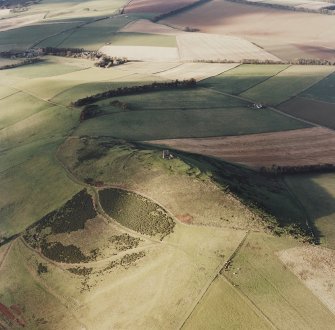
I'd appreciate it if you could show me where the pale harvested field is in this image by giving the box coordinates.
[154,62,239,81]
[162,0,335,60]
[0,13,44,32]
[125,0,197,13]
[278,246,335,315]
[148,127,335,168]
[177,33,282,62]
[100,45,179,61]
[120,19,185,35]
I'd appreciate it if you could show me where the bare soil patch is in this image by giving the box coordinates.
[279,97,335,130]
[176,214,193,224]
[278,245,335,314]
[162,0,335,61]
[149,127,335,168]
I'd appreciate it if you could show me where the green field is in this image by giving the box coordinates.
[285,173,335,249]
[56,16,134,50]
[0,21,80,51]
[183,276,270,329]
[200,64,289,95]
[224,232,335,329]
[109,32,177,47]
[301,72,335,103]
[241,65,334,105]
[74,87,309,139]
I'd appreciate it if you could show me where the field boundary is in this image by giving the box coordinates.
[178,231,249,329]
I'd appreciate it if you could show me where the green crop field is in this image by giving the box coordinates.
[0,22,80,51]
[301,72,335,103]
[74,87,309,140]
[241,65,334,105]
[56,16,135,50]
[76,106,309,140]
[285,173,335,249]
[200,64,289,95]
[109,32,177,47]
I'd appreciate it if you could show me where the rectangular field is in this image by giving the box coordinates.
[278,97,335,129]
[224,233,335,329]
[154,62,239,81]
[176,33,282,62]
[183,276,270,329]
[241,65,334,105]
[148,127,335,168]
[200,64,289,95]
[301,72,335,103]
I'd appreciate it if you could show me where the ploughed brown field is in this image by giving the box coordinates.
[161,0,335,61]
[148,127,335,168]
[125,0,197,14]
[279,97,335,130]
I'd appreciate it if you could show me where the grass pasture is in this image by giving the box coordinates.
[241,65,334,106]
[183,276,270,330]
[200,64,289,95]
[73,87,309,141]
[56,16,134,50]
[109,32,177,47]
[0,21,80,51]
[224,232,335,329]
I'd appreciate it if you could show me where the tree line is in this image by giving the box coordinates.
[0,58,43,70]
[72,79,197,107]
[260,164,335,176]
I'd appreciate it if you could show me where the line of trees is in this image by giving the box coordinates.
[0,58,43,70]
[72,79,197,107]
[260,164,335,176]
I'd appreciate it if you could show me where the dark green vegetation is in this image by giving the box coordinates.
[72,79,197,106]
[99,188,175,239]
[24,189,98,262]
[0,22,80,51]
[301,72,335,103]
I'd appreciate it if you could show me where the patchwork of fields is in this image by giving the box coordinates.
[0,0,335,328]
